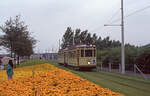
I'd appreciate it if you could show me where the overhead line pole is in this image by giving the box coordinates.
[73,32,75,45]
[121,0,125,74]
[104,0,125,74]
[59,39,61,50]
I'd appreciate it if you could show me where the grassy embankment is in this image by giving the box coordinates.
[16,59,48,68]
[48,60,150,96]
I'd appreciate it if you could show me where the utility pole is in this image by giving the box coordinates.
[121,0,125,74]
[73,32,75,45]
[104,0,125,74]
[52,47,54,60]
[59,39,61,50]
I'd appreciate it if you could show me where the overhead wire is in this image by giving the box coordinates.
[126,5,150,17]
[90,1,150,34]
[90,25,105,33]
[107,9,120,24]
[90,8,120,33]
[91,3,150,43]
[111,5,150,23]
[88,1,121,33]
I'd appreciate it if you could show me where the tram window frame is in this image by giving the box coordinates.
[77,50,80,57]
[85,50,92,57]
[81,49,84,57]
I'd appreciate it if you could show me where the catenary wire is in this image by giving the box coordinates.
[111,5,150,23]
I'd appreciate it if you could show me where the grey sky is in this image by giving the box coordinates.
[0,0,150,53]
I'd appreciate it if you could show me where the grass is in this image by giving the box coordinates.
[16,59,48,68]
[48,60,150,96]
[97,70,150,82]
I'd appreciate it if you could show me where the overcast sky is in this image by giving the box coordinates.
[0,0,150,53]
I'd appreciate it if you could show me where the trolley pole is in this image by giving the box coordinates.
[104,0,125,74]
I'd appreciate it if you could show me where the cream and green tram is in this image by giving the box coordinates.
[58,45,96,70]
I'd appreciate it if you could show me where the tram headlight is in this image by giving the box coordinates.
[88,62,91,64]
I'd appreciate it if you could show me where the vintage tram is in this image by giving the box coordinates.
[58,45,96,70]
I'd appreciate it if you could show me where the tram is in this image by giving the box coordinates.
[58,45,96,70]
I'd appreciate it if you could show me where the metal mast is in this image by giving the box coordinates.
[73,32,75,45]
[121,0,125,74]
[104,0,125,74]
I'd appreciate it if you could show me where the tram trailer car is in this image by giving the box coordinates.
[58,45,96,70]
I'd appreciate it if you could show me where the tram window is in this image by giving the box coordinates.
[58,53,60,57]
[69,52,73,58]
[81,50,84,57]
[73,51,76,58]
[59,53,61,58]
[72,52,74,58]
[85,50,92,57]
[94,49,96,57]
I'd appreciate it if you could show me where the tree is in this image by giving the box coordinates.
[85,33,92,45]
[96,37,103,49]
[136,47,150,73]
[96,36,121,50]
[111,40,121,48]
[92,33,97,45]
[0,15,36,58]
[124,45,137,70]
[98,48,121,68]
[61,27,122,49]
[74,29,81,45]
[79,30,88,44]
[61,27,74,49]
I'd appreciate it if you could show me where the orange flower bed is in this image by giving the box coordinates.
[0,63,57,81]
[0,69,124,96]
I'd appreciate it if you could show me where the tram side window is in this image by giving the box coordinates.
[69,52,73,58]
[81,50,84,57]
[94,49,96,57]
[59,53,61,58]
[85,50,92,57]
[60,53,61,58]
[73,51,76,58]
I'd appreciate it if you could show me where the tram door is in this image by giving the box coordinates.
[64,52,67,65]
[77,50,79,66]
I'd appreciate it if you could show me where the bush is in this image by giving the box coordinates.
[96,49,110,67]
[125,46,138,70]
[97,46,138,70]
[136,47,150,73]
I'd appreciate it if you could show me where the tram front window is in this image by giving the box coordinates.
[85,50,92,57]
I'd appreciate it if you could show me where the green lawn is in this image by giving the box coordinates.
[16,59,48,68]
[48,60,150,96]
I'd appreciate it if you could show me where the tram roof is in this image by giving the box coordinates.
[60,44,95,51]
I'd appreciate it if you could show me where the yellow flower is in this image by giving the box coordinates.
[0,64,124,96]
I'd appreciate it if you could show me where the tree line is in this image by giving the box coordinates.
[61,27,121,49]
[0,15,36,61]
[61,27,150,73]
